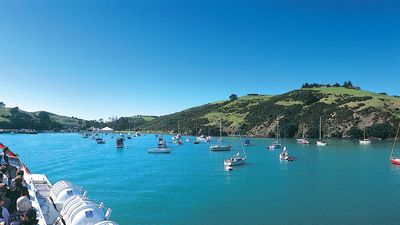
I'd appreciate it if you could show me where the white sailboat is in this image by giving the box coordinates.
[279,146,294,161]
[297,123,309,144]
[316,116,327,146]
[268,120,282,149]
[127,124,132,139]
[390,124,400,165]
[210,118,231,151]
[359,128,371,144]
[224,132,247,167]
[172,120,183,145]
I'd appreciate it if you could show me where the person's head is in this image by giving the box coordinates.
[16,170,24,177]
[22,208,38,225]
[14,175,23,187]
[0,166,6,174]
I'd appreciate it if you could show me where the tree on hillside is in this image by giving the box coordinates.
[0,102,5,107]
[343,81,353,88]
[229,94,238,101]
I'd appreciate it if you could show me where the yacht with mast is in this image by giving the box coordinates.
[279,146,294,161]
[297,123,309,144]
[268,121,282,149]
[359,128,371,144]
[316,116,327,146]
[0,143,119,225]
[390,124,400,165]
[210,118,231,151]
[224,133,247,167]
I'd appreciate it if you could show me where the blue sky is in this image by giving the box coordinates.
[0,0,399,120]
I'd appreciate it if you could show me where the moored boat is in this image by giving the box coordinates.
[116,137,124,148]
[390,124,400,165]
[244,139,251,147]
[359,129,371,144]
[279,147,294,161]
[224,152,247,166]
[297,124,309,144]
[316,116,327,146]
[210,144,231,151]
[223,131,247,167]
[148,136,172,153]
[95,137,106,144]
[209,118,231,151]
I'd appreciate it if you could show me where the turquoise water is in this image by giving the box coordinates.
[1,133,400,225]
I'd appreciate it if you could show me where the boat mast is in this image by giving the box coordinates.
[390,124,400,159]
[178,120,180,134]
[219,117,222,140]
[319,116,322,140]
[276,120,280,142]
[364,129,366,140]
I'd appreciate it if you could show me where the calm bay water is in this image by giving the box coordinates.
[1,133,399,225]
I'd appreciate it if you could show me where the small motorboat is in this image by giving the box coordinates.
[316,140,327,146]
[148,136,171,153]
[95,138,105,144]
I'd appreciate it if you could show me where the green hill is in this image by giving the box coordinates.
[136,87,400,139]
[0,107,85,130]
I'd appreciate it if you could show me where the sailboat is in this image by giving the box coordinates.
[390,124,400,165]
[359,128,371,144]
[316,116,327,146]
[297,124,309,144]
[172,120,183,145]
[193,124,200,144]
[210,118,231,151]
[224,132,247,166]
[279,146,294,161]
[127,125,132,139]
[268,121,282,149]
[148,135,172,153]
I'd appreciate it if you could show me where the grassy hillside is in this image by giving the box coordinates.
[0,107,84,130]
[136,88,400,139]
